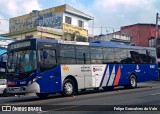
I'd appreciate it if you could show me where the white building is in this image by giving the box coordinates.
[1,4,93,41]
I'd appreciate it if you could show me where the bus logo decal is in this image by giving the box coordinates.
[93,66,102,72]
[135,65,141,72]
[136,65,139,70]
[62,66,69,71]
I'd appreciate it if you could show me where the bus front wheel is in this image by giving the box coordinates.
[62,79,75,97]
[36,93,49,98]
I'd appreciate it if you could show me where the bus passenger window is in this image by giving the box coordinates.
[76,46,90,64]
[129,51,140,63]
[90,47,103,64]
[138,50,147,64]
[114,48,128,63]
[139,54,147,63]
[38,43,57,72]
[147,51,156,64]
[103,48,114,63]
[59,45,76,64]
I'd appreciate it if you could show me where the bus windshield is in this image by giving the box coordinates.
[7,49,37,73]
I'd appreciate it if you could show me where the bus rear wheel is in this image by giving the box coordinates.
[36,93,49,98]
[124,75,137,89]
[62,79,75,97]
[129,75,137,88]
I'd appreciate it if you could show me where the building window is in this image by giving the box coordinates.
[65,16,72,24]
[78,20,84,28]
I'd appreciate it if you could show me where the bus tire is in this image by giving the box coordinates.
[36,93,49,98]
[129,75,137,89]
[3,89,10,97]
[62,79,75,97]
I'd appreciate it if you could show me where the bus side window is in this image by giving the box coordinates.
[147,51,156,64]
[128,50,140,64]
[103,48,114,64]
[114,48,128,64]
[139,54,147,63]
[139,50,147,64]
[0,53,7,67]
[90,47,103,64]
[59,44,76,64]
[76,46,90,64]
[38,43,57,72]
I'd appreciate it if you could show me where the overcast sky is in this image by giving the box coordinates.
[0,0,160,35]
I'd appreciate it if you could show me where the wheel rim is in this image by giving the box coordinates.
[131,77,136,87]
[64,82,73,95]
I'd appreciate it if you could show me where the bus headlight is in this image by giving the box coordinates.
[28,81,32,86]
[27,77,38,86]
[32,77,38,82]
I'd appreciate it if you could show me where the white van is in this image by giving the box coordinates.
[0,79,9,96]
[0,53,10,97]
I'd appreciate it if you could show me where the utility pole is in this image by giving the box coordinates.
[101,26,102,35]
[155,13,160,49]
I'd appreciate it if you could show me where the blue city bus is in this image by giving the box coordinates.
[0,37,15,96]
[0,36,15,78]
[0,47,7,76]
[6,38,159,98]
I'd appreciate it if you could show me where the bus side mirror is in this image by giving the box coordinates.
[43,50,48,59]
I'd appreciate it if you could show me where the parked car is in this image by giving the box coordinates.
[0,79,10,97]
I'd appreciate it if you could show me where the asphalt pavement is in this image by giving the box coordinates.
[0,81,160,114]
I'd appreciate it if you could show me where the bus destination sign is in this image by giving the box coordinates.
[9,41,31,50]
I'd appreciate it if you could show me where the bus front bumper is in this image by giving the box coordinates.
[7,82,40,94]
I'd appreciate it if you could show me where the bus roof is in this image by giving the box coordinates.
[8,38,156,51]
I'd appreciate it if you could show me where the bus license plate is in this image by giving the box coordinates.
[11,88,20,92]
